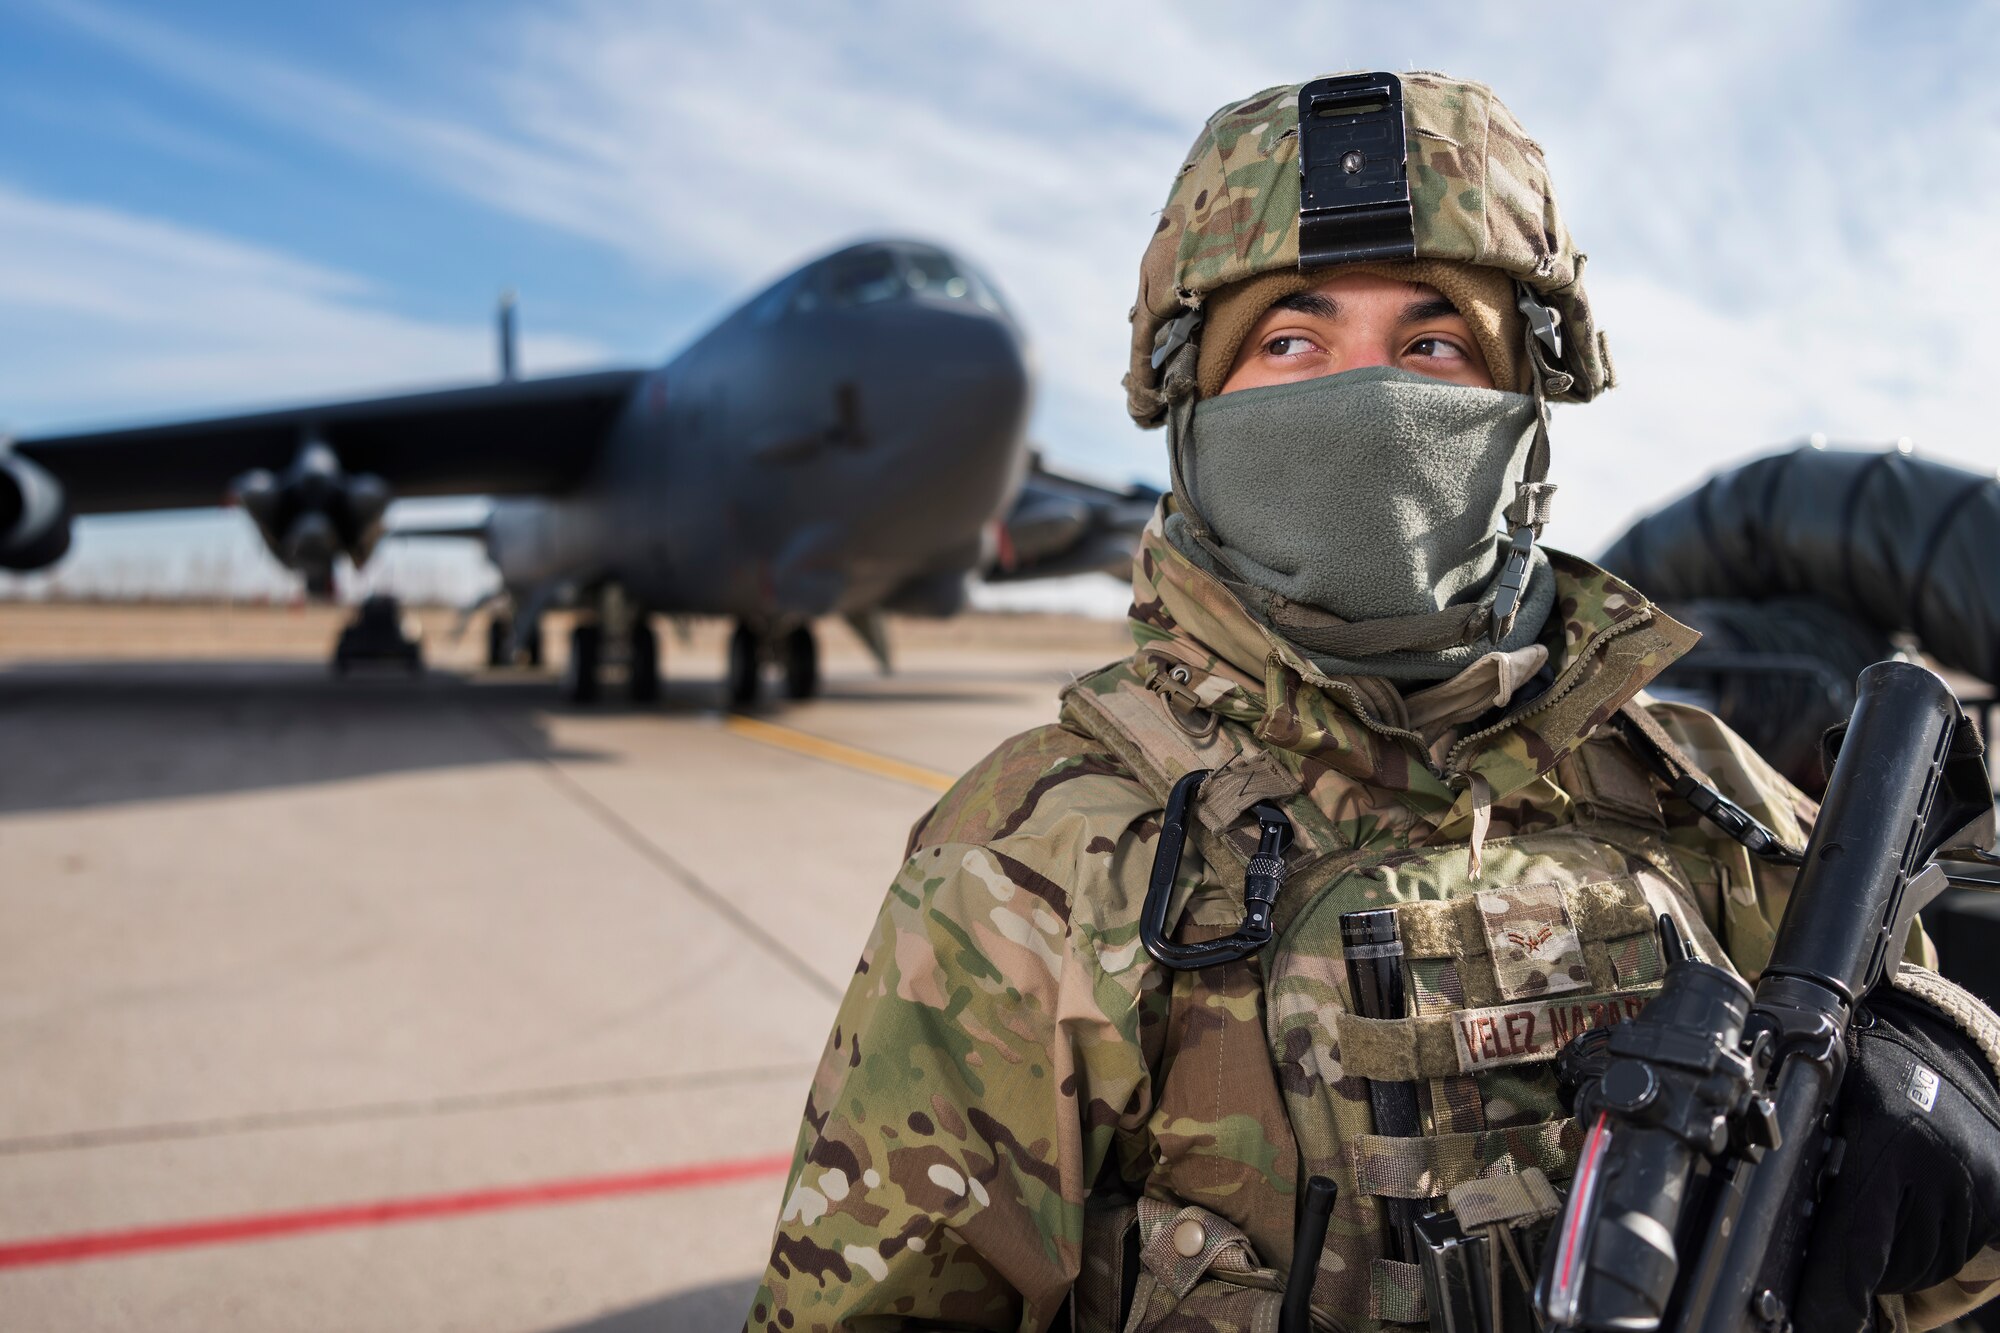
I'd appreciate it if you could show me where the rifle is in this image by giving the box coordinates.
[1534,660,1995,1332]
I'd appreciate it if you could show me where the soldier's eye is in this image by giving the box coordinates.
[1407,336,1469,361]
[1263,335,1319,358]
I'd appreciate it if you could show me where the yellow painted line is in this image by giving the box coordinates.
[720,714,956,793]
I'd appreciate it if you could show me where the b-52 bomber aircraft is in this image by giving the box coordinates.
[0,240,1157,704]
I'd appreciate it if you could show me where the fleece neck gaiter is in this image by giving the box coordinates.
[1165,365,1556,683]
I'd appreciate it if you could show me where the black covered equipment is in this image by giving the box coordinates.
[1601,444,2000,684]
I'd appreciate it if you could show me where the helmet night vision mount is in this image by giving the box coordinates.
[1297,72,1418,270]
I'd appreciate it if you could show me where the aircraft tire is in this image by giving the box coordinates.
[486,616,512,668]
[783,626,819,700]
[629,620,661,703]
[728,622,761,708]
[565,623,601,704]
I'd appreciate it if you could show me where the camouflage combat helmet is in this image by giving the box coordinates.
[1124,71,1612,426]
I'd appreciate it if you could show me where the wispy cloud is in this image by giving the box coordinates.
[3,88,266,173]
[22,0,2000,559]
[0,182,608,429]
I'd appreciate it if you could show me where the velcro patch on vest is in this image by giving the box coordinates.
[1478,883,1587,1000]
[1451,991,1653,1073]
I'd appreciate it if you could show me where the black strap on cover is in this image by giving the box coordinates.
[1613,703,1806,866]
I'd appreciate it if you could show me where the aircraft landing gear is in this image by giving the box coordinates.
[485,609,543,668]
[782,625,819,700]
[728,621,761,708]
[728,620,819,707]
[333,595,423,675]
[486,614,512,668]
[565,585,662,705]
[629,618,660,703]
[564,622,601,703]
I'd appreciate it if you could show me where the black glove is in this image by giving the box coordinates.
[1552,1024,1613,1115]
[1795,987,2000,1331]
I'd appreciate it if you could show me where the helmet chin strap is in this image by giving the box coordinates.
[1491,283,1570,641]
[1154,305,1210,540]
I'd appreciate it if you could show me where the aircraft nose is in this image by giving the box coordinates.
[765,300,1033,615]
[760,294,1032,616]
[869,303,1030,473]
[895,306,1029,532]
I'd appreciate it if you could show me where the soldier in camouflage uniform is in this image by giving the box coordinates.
[748,72,2000,1331]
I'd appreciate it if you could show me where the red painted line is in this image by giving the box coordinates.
[0,1152,793,1270]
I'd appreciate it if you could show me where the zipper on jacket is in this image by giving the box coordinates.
[1439,609,1657,782]
[1276,605,1657,788]
[1278,655,1445,778]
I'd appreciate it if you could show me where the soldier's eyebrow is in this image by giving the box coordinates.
[1400,296,1462,324]
[1272,291,1340,320]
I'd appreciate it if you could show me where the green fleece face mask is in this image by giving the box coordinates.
[1166,365,1556,680]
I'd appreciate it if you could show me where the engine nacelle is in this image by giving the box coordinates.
[231,440,390,598]
[0,447,72,571]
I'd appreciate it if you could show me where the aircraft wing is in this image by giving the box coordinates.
[12,369,647,515]
[989,454,1162,582]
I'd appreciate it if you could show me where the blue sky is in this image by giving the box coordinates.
[3,1,1998,604]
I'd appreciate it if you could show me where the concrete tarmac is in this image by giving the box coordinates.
[0,603,1129,1331]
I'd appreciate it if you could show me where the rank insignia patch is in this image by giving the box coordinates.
[1479,883,1588,999]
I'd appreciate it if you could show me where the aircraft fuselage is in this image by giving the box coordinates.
[483,240,1033,628]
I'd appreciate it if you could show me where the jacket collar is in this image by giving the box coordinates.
[1126,500,1700,826]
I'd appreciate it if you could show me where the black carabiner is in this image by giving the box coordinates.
[1141,769,1295,971]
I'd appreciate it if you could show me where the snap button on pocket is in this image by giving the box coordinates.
[1172,1216,1207,1257]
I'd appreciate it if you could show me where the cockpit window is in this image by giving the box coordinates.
[955,260,1014,321]
[826,250,904,305]
[904,251,969,300]
[910,248,1012,320]
[792,245,1012,318]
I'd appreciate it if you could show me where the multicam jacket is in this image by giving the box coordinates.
[748,512,1994,1332]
